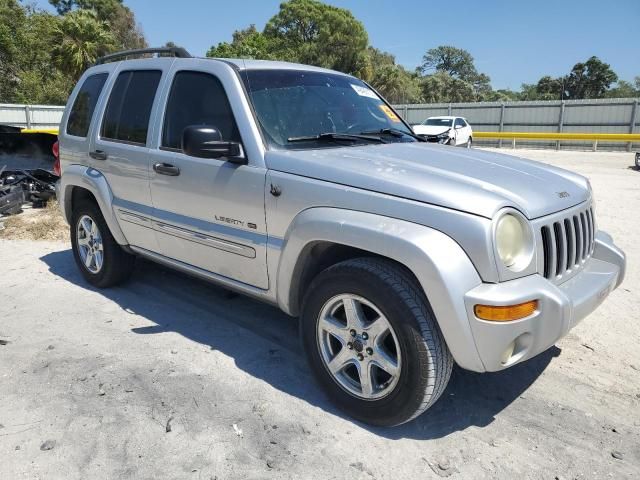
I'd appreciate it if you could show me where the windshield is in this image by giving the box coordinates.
[242,69,415,149]
[423,118,453,127]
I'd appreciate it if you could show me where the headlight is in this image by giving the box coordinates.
[494,211,534,271]
[437,131,451,143]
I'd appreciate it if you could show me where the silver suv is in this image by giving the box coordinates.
[57,48,626,426]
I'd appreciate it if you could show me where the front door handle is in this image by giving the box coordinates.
[89,150,107,161]
[153,162,180,176]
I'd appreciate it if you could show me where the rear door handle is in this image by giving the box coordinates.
[153,162,180,176]
[89,150,107,161]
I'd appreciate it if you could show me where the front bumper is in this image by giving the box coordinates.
[463,230,625,372]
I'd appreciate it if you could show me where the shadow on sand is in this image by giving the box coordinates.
[41,248,559,439]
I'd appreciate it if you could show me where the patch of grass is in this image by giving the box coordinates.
[0,200,69,242]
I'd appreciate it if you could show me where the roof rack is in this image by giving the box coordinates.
[95,47,192,65]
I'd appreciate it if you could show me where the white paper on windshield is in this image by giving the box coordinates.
[350,84,378,99]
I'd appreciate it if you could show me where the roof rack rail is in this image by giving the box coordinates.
[95,47,192,65]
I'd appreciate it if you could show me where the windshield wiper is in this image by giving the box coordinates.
[287,132,387,144]
[360,128,426,142]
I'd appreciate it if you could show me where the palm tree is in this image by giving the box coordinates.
[52,9,115,80]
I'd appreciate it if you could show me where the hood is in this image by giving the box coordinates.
[412,125,452,136]
[265,143,590,219]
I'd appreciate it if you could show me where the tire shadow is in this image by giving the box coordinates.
[40,248,558,440]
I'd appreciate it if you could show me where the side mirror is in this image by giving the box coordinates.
[181,125,245,164]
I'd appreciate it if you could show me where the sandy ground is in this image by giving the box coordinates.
[0,202,67,242]
[0,149,638,479]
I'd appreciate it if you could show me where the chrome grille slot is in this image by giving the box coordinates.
[573,215,582,265]
[538,202,595,283]
[580,212,588,259]
[553,222,566,276]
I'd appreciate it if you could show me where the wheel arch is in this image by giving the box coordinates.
[275,207,486,372]
[59,165,128,245]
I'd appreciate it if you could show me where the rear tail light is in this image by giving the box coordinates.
[52,140,60,176]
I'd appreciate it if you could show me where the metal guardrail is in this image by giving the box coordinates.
[0,104,64,129]
[394,98,640,152]
[474,132,640,151]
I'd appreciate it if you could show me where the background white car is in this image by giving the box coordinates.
[412,116,473,147]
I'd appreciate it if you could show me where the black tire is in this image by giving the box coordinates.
[467,137,473,148]
[70,199,134,288]
[300,257,453,426]
[635,152,640,169]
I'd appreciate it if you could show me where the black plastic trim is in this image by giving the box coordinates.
[95,47,192,65]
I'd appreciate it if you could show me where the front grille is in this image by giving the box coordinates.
[540,205,595,281]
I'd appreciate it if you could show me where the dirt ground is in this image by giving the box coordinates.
[0,149,638,479]
[0,201,68,242]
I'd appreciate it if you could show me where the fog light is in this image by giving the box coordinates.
[474,300,538,322]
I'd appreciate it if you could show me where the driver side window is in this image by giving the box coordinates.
[162,71,241,150]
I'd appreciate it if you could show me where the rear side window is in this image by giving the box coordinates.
[101,70,162,145]
[66,73,108,137]
[162,71,240,150]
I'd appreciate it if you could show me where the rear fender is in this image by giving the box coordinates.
[59,164,128,245]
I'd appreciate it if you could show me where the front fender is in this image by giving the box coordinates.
[276,207,485,371]
[59,165,128,245]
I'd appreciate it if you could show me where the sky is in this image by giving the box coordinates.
[34,0,640,90]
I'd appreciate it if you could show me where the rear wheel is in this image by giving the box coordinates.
[71,200,134,288]
[301,258,453,426]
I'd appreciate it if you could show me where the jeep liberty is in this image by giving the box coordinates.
[57,48,626,426]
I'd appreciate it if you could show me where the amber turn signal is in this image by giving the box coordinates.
[474,300,538,322]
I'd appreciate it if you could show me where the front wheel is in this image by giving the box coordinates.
[301,258,453,426]
[467,137,473,148]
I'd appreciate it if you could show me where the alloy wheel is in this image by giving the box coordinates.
[76,214,104,274]
[316,294,401,400]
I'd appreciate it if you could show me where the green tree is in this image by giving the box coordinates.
[419,45,478,80]
[420,72,475,103]
[605,78,640,98]
[565,56,618,99]
[49,0,145,50]
[482,89,521,102]
[207,25,276,60]
[263,0,369,74]
[51,9,116,80]
[0,0,25,101]
[207,0,369,75]
[362,48,422,103]
[49,0,122,18]
[419,45,492,100]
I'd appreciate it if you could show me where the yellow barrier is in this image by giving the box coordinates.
[474,132,640,141]
[20,128,59,136]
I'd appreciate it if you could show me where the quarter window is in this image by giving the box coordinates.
[66,73,108,137]
[101,70,162,145]
[162,71,240,150]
